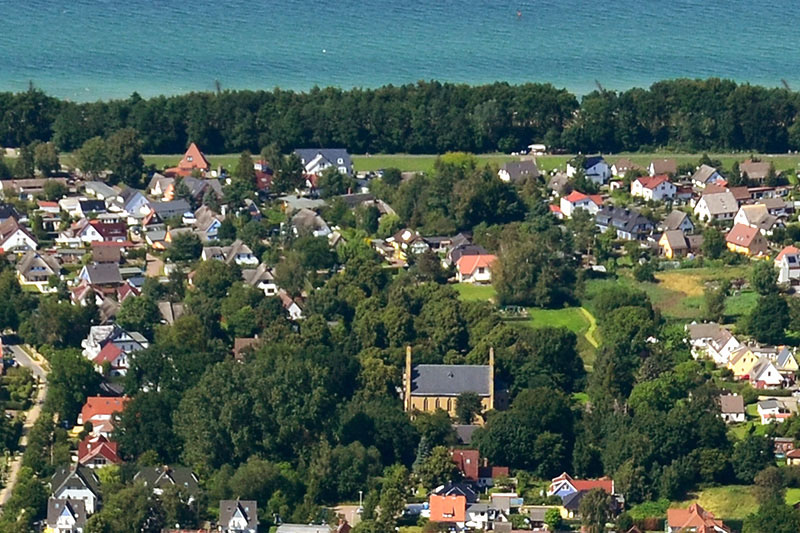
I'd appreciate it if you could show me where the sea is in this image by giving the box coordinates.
[1,0,799,102]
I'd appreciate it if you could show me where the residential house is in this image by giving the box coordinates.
[84,181,118,201]
[594,206,654,240]
[725,224,769,257]
[278,289,304,320]
[242,263,278,296]
[559,191,603,218]
[290,208,331,238]
[46,498,87,533]
[91,242,122,264]
[462,502,507,530]
[774,437,795,456]
[686,323,741,366]
[83,220,127,243]
[774,347,799,376]
[0,202,21,222]
[498,160,539,183]
[757,398,794,424]
[691,164,725,189]
[109,187,150,216]
[775,245,800,286]
[219,500,258,533]
[658,230,702,259]
[255,159,274,190]
[78,263,123,290]
[157,301,185,325]
[202,239,259,266]
[92,342,131,376]
[566,156,610,185]
[429,494,467,525]
[16,251,61,291]
[165,143,211,177]
[77,396,130,436]
[648,158,677,176]
[478,465,510,489]
[631,175,676,201]
[77,200,107,218]
[547,472,614,499]
[456,253,496,284]
[50,465,101,514]
[432,482,479,503]
[0,178,68,200]
[295,148,353,176]
[233,337,263,362]
[403,348,495,423]
[734,204,782,235]
[192,205,224,241]
[547,173,569,196]
[610,158,640,177]
[134,465,200,499]
[447,244,489,268]
[450,449,480,481]
[728,346,761,379]
[719,394,745,423]
[0,217,37,253]
[749,357,783,389]
[666,503,729,533]
[740,159,773,184]
[693,190,738,222]
[786,449,800,466]
[150,199,193,221]
[78,434,122,468]
[387,228,429,260]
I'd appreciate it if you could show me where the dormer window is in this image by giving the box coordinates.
[338,158,344,164]
[187,156,193,162]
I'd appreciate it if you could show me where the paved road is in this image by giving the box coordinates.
[0,344,48,506]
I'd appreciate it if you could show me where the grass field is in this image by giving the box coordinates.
[453,283,497,302]
[584,266,754,321]
[352,153,516,173]
[671,485,758,520]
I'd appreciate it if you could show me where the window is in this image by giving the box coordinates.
[187,156,193,162]
[337,158,344,164]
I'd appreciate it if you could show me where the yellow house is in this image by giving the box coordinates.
[726,224,769,257]
[403,346,494,424]
[728,347,759,379]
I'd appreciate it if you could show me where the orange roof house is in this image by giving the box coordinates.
[429,494,467,523]
[456,254,497,284]
[667,503,729,533]
[78,434,122,468]
[78,396,130,435]
[725,223,769,257]
[165,143,210,177]
[547,472,614,498]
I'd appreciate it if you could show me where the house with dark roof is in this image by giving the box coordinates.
[0,202,20,222]
[0,217,37,253]
[610,158,640,177]
[694,190,738,222]
[219,499,258,533]
[740,159,774,184]
[566,155,610,185]
[50,465,101,514]
[660,210,694,233]
[403,348,495,423]
[46,498,88,533]
[691,164,725,189]
[648,158,678,176]
[135,465,200,499]
[78,263,123,289]
[498,160,539,183]
[295,148,353,176]
[658,230,702,259]
[594,206,654,240]
[150,199,192,221]
[719,394,745,423]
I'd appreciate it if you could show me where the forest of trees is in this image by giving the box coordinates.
[2,78,800,155]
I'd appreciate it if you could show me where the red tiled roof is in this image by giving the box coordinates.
[776,245,800,262]
[78,434,121,465]
[457,254,497,276]
[37,201,58,208]
[451,449,480,481]
[94,343,123,365]
[589,194,604,206]
[635,174,671,189]
[429,495,466,523]
[179,143,210,171]
[79,396,129,424]
[564,191,588,203]
[786,449,800,458]
[549,204,562,214]
[572,479,614,493]
[726,224,759,247]
[667,503,729,532]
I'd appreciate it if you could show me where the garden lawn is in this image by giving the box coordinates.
[352,153,515,173]
[525,307,599,370]
[786,487,800,506]
[453,283,497,302]
[671,485,758,521]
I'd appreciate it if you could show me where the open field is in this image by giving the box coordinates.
[584,266,754,321]
[452,283,497,302]
[352,153,516,173]
[671,485,758,521]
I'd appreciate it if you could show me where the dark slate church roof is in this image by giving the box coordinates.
[411,365,491,396]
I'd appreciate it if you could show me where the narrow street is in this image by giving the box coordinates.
[0,344,48,506]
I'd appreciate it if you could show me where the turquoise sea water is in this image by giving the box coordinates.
[1,0,799,101]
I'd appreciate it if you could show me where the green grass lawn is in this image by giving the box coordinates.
[672,485,758,521]
[352,153,516,173]
[525,307,599,370]
[452,283,497,302]
[786,487,800,506]
[725,290,758,321]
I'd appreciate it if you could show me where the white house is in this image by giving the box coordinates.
[685,323,741,366]
[719,395,746,424]
[0,218,37,253]
[749,357,784,389]
[734,204,782,235]
[46,498,87,533]
[219,500,258,533]
[693,191,738,222]
[776,245,800,286]
[566,156,610,185]
[456,254,496,284]
[757,399,793,424]
[294,148,353,176]
[51,466,101,515]
[630,175,676,202]
[691,164,725,189]
[559,191,603,218]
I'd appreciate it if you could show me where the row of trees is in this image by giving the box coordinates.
[3,78,800,155]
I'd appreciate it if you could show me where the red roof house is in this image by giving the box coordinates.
[667,503,730,533]
[78,396,130,436]
[456,254,497,284]
[165,143,211,177]
[450,449,480,481]
[547,472,614,498]
[429,494,466,523]
[78,434,122,468]
[725,223,769,256]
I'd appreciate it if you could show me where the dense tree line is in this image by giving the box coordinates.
[3,78,800,155]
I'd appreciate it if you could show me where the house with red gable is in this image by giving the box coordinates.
[667,503,730,533]
[547,472,614,499]
[78,396,130,437]
[456,254,496,284]
[92,342,131,377]
[165,143,211,177]
[559,191,603,219]
[255,160,274,191]
[450,449,480,481]
[78,434,122,468]
[429,494,467,524]
[630,174,676,202]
